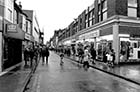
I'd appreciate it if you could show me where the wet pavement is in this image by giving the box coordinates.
[0,62,32,92]
[68,55,140,85]
[27,51,140,92]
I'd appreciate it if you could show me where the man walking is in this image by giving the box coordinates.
[90,45,96,64]
[42,46,50,64]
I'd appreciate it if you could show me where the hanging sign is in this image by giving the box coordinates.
[7,24,17,33]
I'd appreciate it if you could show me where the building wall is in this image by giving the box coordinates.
[33,14,40,43]
[4,0,14,23]
[23,10,40,43]
[115,0,127,16]
[107,0,116,18]
[0,0,4,17]
[23,10,33,35]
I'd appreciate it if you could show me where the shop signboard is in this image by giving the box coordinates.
[25,33,31,40]
[130,35,140,40]
[7,24,17,33]
[79,30,100,40]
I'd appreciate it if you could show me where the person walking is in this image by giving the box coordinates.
[83,46,91,71]
[42,46,50,64]
[29,46,35,68]
[77,46,84,64]
[90,46,96,64]
[110,49,115,67]
[24,47,30,66]
[59,50,64,65]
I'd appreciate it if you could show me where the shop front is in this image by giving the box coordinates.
[76,16,140,64]
[3,24,25,70]
[23,33,34,50]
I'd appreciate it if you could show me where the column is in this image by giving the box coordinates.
[0,32,2,72]
[94,37,97,49]
[113,23,120,64]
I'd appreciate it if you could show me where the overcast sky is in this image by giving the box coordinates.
[17,0,94,43]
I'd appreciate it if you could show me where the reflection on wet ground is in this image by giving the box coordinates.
[30,52,140,92]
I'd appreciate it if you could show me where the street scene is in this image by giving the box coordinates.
[1,0,140,92]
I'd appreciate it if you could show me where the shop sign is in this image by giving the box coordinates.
[130,35,140,40]
[7,24,17,33]
[25,33,31,40]
[79,30,100,40]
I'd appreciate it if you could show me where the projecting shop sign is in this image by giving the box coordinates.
[7,24,17,33]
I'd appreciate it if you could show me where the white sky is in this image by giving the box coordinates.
[17,0,94,43]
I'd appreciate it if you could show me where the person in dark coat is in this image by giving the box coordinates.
[24,47,30,66]
[29,46,35,67]
[42,46,50,64]
[90,46,96,64]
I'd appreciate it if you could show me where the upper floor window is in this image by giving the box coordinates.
[102,0,107,20]
[102,0,107,11]
[103,11,107,20]
[128,0,137,6]
[128,0,137,17]
[6,9,12,21]
[0,0,4,6]
[13,10,17,24]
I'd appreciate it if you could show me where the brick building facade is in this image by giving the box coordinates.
[52,0,140,64]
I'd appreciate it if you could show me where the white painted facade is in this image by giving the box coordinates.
[32,12,40,43]
[4,0,14,23]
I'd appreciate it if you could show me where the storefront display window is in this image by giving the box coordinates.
[96,35,113,61]
[120,37,140,62]
[3,38,8,61]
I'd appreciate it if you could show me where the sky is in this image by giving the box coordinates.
[17,0,94,43]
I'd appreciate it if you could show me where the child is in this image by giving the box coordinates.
[83,46,91,70]
[60,51,64,65]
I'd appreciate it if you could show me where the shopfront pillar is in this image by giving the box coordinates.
[94,37,97,49]
[113,23,119,64]
[0,33,2,72]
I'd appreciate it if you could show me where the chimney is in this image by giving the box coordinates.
[19,1,22,9]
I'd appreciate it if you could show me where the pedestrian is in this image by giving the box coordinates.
[110,49,115,66]
[59,50,64,65]
[83,46,91,70]
[29,46,35,67]
[77,46,84,64]
[42,46,50,64]
[90,46,96,64]
[24,47,30,66]
[34,46,39,65]
[103,50,107,63]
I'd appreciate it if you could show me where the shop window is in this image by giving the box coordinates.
[3,38,8,60]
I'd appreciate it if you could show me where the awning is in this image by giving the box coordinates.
[5,26,25,40]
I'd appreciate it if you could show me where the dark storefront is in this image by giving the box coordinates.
[3,24,25,70]
[3,38,22,69]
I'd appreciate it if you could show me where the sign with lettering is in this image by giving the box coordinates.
[130,34,140,40]
[79,30,100,40]
[7,24,17,32]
